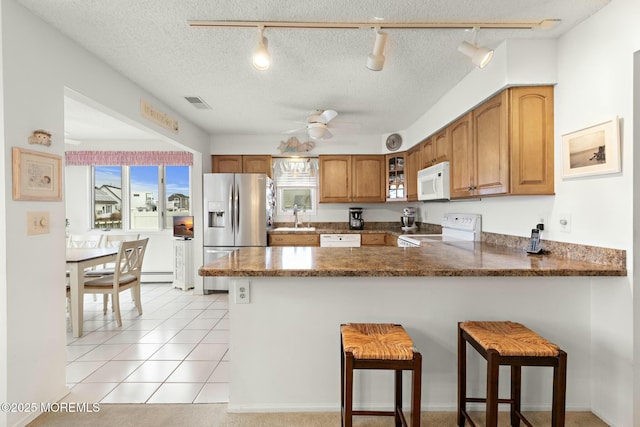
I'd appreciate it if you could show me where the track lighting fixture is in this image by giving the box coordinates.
[458,41,494,68]
[252,26,270,71]
[366,28,387,71]
[190,19,556,71]
[458,28,494,68]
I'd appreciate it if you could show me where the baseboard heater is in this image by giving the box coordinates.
[141,271,173,283]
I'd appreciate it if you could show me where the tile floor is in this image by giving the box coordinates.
[65,283,229,404]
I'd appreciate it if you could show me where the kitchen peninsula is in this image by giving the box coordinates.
[199,242,625,413]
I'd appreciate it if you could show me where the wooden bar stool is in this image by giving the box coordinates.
[340,323,422,427]
[457,321,567,427]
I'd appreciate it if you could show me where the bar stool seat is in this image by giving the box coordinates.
[458,321,567,427]
[341,323,422,427]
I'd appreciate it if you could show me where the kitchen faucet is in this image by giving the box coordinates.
[293,204,301,228]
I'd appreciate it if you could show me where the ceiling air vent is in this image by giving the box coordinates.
[184,96,212,110]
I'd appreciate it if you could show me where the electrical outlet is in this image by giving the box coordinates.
[559,213,571,233]
[27,211,49,235]
[234,280,251,304]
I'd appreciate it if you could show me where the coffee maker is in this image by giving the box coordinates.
[401,207,417,231]
[349,207,364,230]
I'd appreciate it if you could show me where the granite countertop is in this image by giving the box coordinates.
[198,242,627,278]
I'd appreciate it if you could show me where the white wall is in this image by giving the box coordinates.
[230,276,594,412]
[0,0,209,425]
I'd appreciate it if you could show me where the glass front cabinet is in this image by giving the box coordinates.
[386,153,406,202]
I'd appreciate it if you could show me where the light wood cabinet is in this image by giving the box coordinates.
[385,153,406,202]
[211,155,272,177]
[361,233,386,246]
[421,128,450,169]
[406,145,421,201]
[212,155,242,173]
[447,86,554,199]
[474,90,509,196]
[385,233,398,247]
[509,86,554,195]
[449,112,475,198]
[268,233,319,246]
[319,155,385,203]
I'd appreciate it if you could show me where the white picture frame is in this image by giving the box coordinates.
[562,117,620,179]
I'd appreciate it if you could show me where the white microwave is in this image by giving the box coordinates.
[417,161,450,201]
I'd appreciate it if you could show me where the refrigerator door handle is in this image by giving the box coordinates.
[235,183,240,231]
[229,182,235,234]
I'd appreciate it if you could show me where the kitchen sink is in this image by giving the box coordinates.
[273,227,316,232]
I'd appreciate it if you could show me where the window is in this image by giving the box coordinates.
[93,165,190,230]
[94,166,123,229]
[273,158,318,215]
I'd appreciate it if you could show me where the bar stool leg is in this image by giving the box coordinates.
[510,365,521,427]
[340,339,345,426]
[486,350,500,427]
[552,350,568,427]
[344,352,354,427]
[457,325,467,427]
[412,352,422,427]
[395,369,403,427]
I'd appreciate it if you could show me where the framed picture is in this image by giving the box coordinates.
[562,117,620,179]
[12,147,62,201]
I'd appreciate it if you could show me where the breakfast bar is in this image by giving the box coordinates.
[199,243,626,414]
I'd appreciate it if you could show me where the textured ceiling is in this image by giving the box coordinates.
[17,0,610,143]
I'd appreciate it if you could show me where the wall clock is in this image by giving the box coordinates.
[386,133,402,151]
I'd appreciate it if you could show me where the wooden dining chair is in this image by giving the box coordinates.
[85,233,141,277]
[82,238,149,327]
[65,234,105,304]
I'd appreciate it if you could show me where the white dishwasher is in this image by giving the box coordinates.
[320,234,361,247]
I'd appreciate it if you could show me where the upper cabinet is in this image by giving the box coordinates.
[211,155,272,177]
[509,86,554,195]
[449,112,475,198]
[385,153,406,202]
[447,85,554,199]
[405,144,421,202]
[319,155,385,203]
[422,128,450,169]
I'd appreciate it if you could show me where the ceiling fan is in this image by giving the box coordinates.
[286,109,358,140]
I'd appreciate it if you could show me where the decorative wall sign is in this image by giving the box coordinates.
[562,117,620,179]
[277,137,315,154]
[28,129,52,146]
[140,99,179,134]
[12,147,62,201]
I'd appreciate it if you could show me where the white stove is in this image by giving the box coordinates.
[397,213,482,247]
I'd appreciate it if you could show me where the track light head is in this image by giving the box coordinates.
[252,27,270,71]
[367,29,387,71]
[458,41,494,68]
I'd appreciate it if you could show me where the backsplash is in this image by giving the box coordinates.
[482,231,626,268]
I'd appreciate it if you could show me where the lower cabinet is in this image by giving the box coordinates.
[361,234,386,246]
[268,234,320,246]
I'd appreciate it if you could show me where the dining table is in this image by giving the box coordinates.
[66,247,119,337]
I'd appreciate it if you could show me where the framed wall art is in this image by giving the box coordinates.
[12,147,62,201]
[562,117,620,179]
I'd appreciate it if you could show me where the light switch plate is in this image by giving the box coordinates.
[27,211,50,235]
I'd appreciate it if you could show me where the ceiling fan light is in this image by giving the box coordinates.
[458,41,493,68]
[307,123,326,139]
[252,28,270,71]
[367,29,387,71]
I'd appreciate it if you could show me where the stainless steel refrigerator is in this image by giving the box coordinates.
[203,173,272,292]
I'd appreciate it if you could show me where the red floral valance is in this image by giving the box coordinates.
[65,151,193,166]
